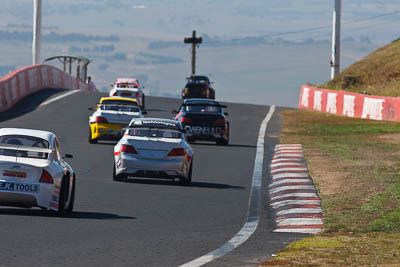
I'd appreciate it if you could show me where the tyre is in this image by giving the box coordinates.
[88,128,98,144]
[113,163,126,182]
[56,177,69,216]
[66,174,75,213]
[141,94,145,110]
[179,161,193,186]
[216,138,228,146]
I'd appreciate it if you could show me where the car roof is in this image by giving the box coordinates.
[115,78,139,84]
[99,97,138,104]
[0,128,54,142]
[187,75,209,80]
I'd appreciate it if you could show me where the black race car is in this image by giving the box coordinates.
[181,75,215,100]
[173,99,229,145]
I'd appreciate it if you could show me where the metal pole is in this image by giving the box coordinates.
[191,31,196,76]
[32,0,42,65]
[331,0,341,79]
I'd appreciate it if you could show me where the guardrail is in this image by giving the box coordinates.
[0,64,97,112]
[298,85,400,122]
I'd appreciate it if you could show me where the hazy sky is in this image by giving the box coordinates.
[0,1,399,107]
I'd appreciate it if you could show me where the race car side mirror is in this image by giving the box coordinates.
[88,107,95,111]
[224,112,229,116]
[64,154,73,159]
[142,111,148,115]
[171,110,179,114]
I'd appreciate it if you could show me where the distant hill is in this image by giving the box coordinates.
[322,38,400,96]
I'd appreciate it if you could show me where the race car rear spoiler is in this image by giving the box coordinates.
[182,103,227,108]
[0,144,52,154]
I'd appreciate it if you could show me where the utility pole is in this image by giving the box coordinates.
[331,0,341,79]
[32,0,42,65]
[184,30,202,76]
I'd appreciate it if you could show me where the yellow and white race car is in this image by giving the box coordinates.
[88,97,146,144]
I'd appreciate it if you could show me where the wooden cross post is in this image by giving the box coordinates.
[184,30,202,76]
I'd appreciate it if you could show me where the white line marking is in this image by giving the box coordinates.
[275,144,302,148]
[277,208,323,216]
[273,154,304,159]
[270,163,306,168]
[275,149,303,154]
[274,228,322,234]
[39,89,80,107]
[270,193,319,202]
[271,200,321,209]
[277,218,323,226]
[271,167,308,173]
[272,173,310,179]
[270,185,316,194]
[179,105,276,267]
[269,179,312,187]
[271,158,304,163]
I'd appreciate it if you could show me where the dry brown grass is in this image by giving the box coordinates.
[320,39,400,96]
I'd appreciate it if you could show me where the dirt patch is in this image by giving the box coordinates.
[377,133,400,146]
[304,148,351,196]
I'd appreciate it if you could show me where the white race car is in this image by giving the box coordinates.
[113,118,194,185]
[109,78,146,109]
[0,128,75,215]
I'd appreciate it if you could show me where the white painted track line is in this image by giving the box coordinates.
[179,105,276,267]
[39,89,80,107]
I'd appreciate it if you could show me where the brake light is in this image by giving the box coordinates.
[120,144,137,154]
[39,170,54,184]
[214,118,226,125]
[180,117,192,123]
[168,148,185,157]
[96,116,108,123]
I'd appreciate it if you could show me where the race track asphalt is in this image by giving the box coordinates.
[0,89,308,267]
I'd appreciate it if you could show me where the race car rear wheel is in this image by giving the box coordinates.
[179,161,192,186]
[142,95,145,110]
[88,128,98,144]
[113,163,126,182]
[56,176,69,216]
[66,174,75,213]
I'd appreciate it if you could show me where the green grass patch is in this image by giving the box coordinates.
[262,109,400,266]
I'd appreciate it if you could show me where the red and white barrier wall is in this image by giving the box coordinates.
[0,64,97,112]
[299,85,400,122]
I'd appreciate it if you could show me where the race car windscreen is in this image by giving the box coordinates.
[184,104,221,113]
[116,83,139,88]
[0,135,50,159]
[128,128,182,139]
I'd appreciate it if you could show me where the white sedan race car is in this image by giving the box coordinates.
[113,118,194,185]
[0,128,75,215]
[109,78,146,109]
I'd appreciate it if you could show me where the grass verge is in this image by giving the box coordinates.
[261,109,400,266]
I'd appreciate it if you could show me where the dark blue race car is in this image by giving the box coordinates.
[173,99,229,145]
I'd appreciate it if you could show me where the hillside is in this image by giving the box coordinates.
[322,38,400,96]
